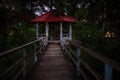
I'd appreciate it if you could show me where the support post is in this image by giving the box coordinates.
[69,23,72,40]
[60,22,63,41]
[105,64,112,80]
[34,43,37,62]
[46,22,49,42]
[23,48,27,78]
[76,48,81,77]
[36,23,39,39]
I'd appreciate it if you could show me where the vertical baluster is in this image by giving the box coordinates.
[39,40,42,51]
[42,39,45,51]
[34,43,37,62]
[61,39,65,50]
[105,64,112,80]
[76,48,81,77]
[43,38,46,50]
[23,48,27,78]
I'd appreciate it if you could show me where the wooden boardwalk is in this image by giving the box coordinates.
[25,42,76,80]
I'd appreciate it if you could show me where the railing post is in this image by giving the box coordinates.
[23,48,27,78]
[76,48,81,77]
[34,43,37,62]
[105,64,112,80]
[42,38,46,50]
[61,39,65,50]
[39,40,42,51]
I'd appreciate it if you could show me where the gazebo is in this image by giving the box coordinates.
[32,10,76,42]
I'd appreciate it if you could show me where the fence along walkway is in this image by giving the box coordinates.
[25,42,76,80]
[0,39,120,80]
[0,39,45,80]
[62,40,120,80]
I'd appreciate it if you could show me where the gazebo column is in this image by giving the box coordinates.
[36,23,39,39]
[69,23,72,40]
[45,22,49,41]
[60,22,63,41]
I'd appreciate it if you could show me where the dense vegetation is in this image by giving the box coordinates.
[0,0,120,80]
[0,0,120,60]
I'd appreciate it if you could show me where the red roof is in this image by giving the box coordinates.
[32,10,76,23]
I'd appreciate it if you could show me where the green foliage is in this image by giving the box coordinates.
[0,0,120,79]
[0,0,119,58]
[0,22,35,52]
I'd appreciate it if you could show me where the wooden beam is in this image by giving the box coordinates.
[76,48,81,76]
[0,39,41,58]
[70,41,120,71]
[105,64,112,80]
[80,58,102,80]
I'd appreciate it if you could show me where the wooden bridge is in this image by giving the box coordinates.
[0,39,120,80]
[25,42,76,80]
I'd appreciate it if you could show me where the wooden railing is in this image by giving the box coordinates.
[61,40,120,80]
[0,39,46,80]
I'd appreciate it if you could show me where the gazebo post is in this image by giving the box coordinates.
[45,22,49,41]
[60,22,63,41]
[36,23,39,39]
[69,23,72,40]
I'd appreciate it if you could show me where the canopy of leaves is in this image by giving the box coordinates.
[0,0,120,51]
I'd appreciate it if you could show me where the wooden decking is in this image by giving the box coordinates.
[25,42,76,80]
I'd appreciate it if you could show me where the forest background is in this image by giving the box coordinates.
[0,0,120,61]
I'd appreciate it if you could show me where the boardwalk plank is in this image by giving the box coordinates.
[25,43,76,80]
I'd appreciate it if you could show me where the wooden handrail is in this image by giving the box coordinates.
[64,46,76,65]
[0,59,23,78]
[65,45,77,58]
[70,41,120,71]
[0,39,45,80]
[80,58,103,80]
[61,40,120,80]
[80,68,90,80]
[0,39,41,58]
